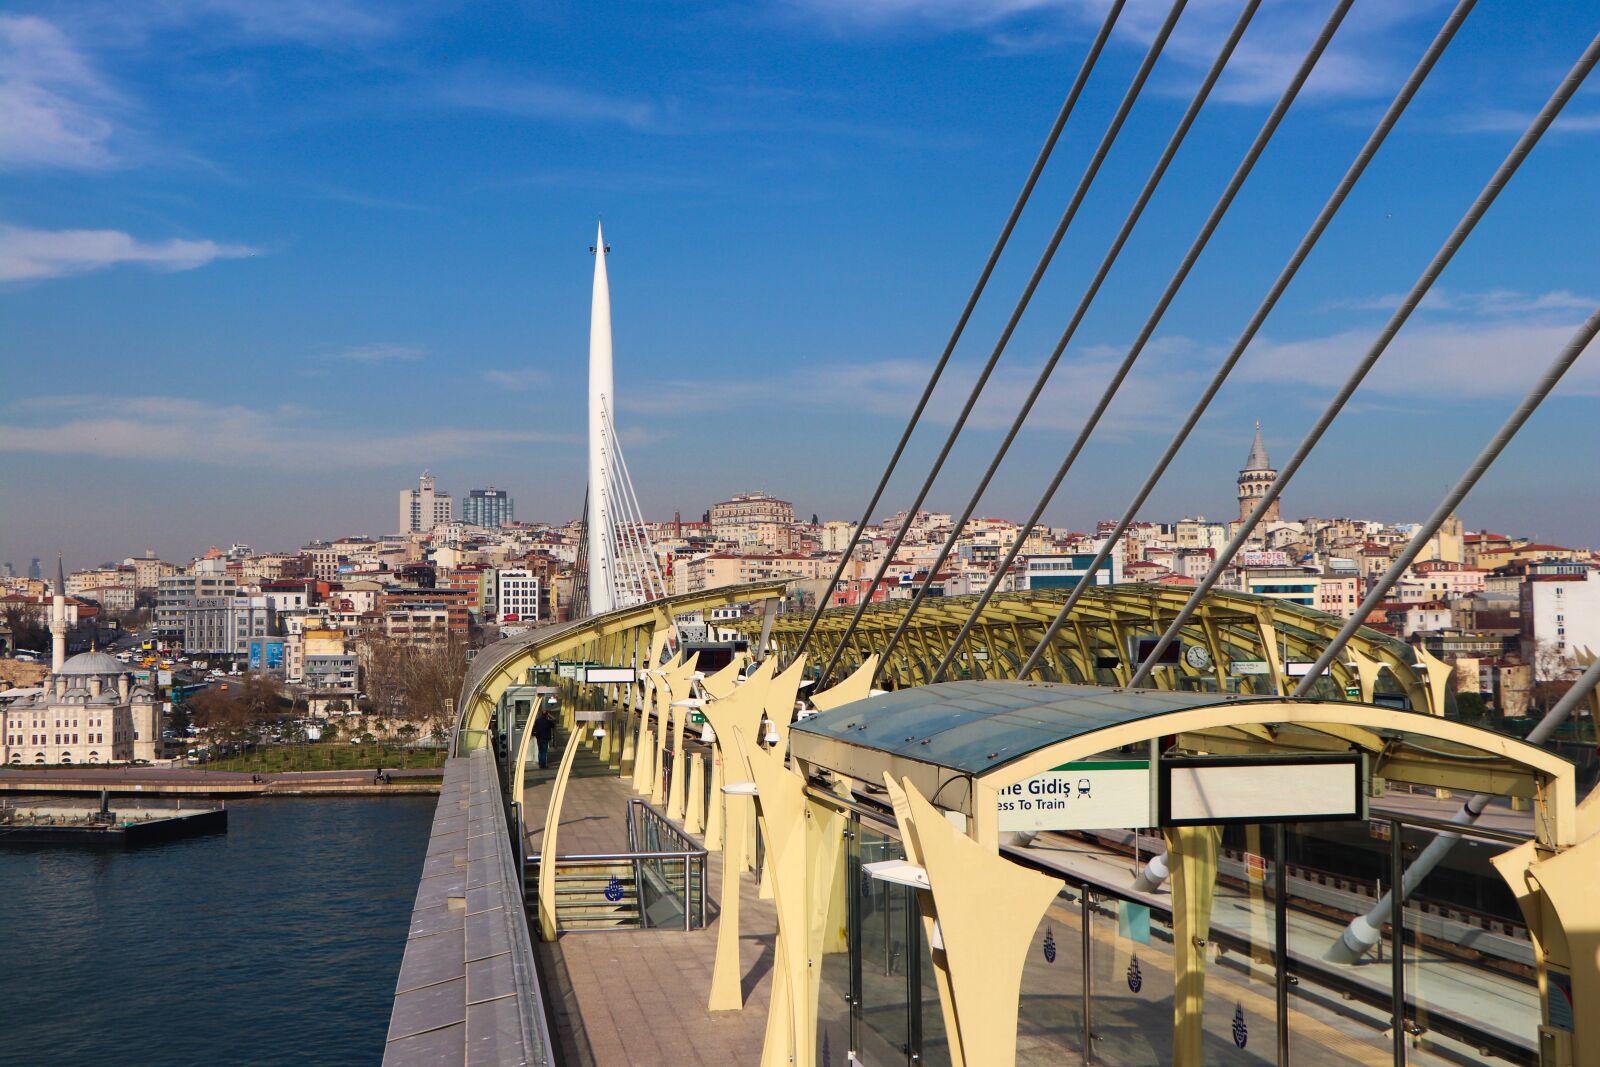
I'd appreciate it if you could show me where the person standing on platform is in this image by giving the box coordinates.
[533,708,555,770]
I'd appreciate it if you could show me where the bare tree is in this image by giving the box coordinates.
[359,631,469,732]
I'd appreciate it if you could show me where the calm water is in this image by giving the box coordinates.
[0,797,436,1067]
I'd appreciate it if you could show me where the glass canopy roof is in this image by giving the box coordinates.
[791,680,1278,777]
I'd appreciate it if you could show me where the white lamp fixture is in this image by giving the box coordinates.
[722,781,758,796]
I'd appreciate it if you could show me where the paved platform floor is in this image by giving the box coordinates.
[521,752,776,1066]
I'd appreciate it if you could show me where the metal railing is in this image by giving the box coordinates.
[521,799,708,933]
[626,798,708,930]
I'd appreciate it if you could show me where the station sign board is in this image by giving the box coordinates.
[997,759,1151,832]
[584,666,637,684]
[1159,754,1366,827]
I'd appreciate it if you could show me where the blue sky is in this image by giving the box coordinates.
[2,0,1598,567]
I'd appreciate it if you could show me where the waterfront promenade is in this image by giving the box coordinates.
[0,765,442,797]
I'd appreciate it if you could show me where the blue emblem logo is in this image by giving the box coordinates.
[1127,954,1142,993]
[1233,1003,1248,1049]
[1043,927,1057,963]
[604,875,624,902]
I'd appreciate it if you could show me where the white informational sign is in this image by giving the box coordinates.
[1230,660,1270,676]
[997,760,1151,832]
[557,664,578,679]
[584,666,637,684]
[1161,756,1363,825]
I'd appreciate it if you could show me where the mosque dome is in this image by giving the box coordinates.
[57,651,125,677]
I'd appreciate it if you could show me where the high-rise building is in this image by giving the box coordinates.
[398,471,453,534]
[28,558,42,581]
[1237,421,1282,523]
[464,486,515,528]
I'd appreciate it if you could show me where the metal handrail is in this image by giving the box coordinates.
[626,797,704,854]
[529,850,704,863]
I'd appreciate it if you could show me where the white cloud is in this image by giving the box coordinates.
[0,222,257,282]
[0,395,578,468]
[483,368,546,389]
[618,345,1197,435]
[0,15,121,169]
[1325,288,1597,316]
[431,71,669,131]
[1453,108,1600,136]
[335,343,426,363]
[784,0,1442,105]
[1241,316,1600,400]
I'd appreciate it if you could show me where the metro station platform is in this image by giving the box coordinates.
[520,762,776,1065]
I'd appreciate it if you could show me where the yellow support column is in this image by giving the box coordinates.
[1348,645,1383,704]
[631,676,654,794]
[810,654,880,712]
[1167,824,1223,1067]
[734,728,812,1067]
[1413,642,1453,716]
[888,775,1060,1067]
[618,707,635,773]
[705,747,725,851]
[708,778,749,1012]
[667,700,688,821]
[535,724,586,942]
[701,655,749,700]
[685,753,706,835]
[699,665,776,1011]
[763,652,809,752]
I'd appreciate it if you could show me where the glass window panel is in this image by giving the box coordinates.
[1016,887,1086,1064]
[1402,817,1540,1065]
[1090,890,1174,1067]
[1285,819,1407,1066]
[855,827,910,1066]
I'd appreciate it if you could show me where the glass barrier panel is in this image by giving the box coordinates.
[1401,815,1540,1066]
[818,815,856,1066]
[1197,824,1277,1066]
[915,912,953,1067]
[1284,819,1402,1066]
[1090,888,1174,1067]
[1015,886,1085,1064]
[855,827,910,1066]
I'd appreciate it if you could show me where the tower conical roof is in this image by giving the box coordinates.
[1243,420,1272,472]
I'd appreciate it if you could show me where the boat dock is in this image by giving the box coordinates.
[0,796,227,847]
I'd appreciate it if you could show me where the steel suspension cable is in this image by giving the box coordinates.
[1292,307,1600,697]
[893,0,1350,682]
[1012,0,1477,679]
[790,0,1128,662]
[816,0,1191,688]
[1122,27,1600,690]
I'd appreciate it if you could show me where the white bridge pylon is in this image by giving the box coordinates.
[585,222,666,614]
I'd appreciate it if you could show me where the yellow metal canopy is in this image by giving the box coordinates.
[748,584,1444,712]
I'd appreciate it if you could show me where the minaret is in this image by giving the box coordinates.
[50,555,67,674]
[1237,420,1282,523]
[587,222,617,615]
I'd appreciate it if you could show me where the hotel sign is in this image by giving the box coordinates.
[998,760,1151,832]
